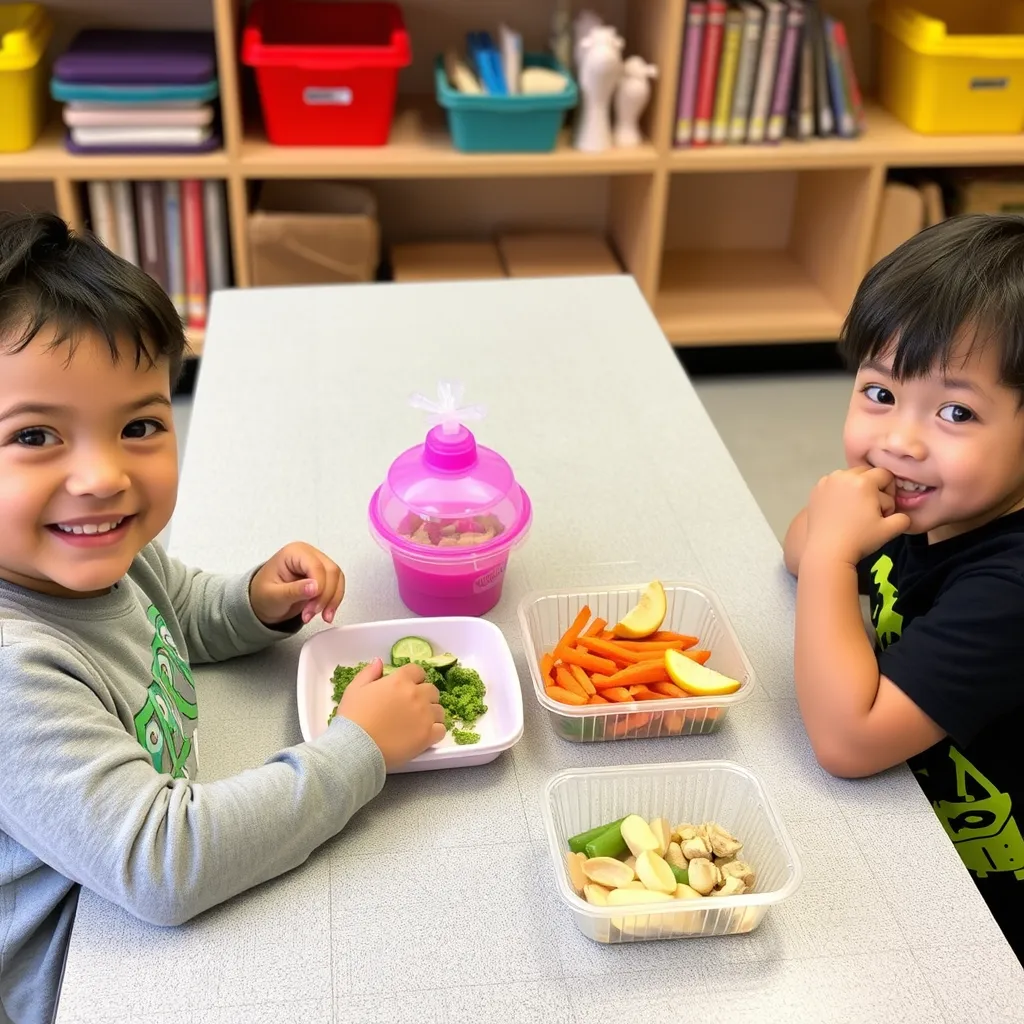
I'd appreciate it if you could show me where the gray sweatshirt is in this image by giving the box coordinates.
[0,543,385,1024]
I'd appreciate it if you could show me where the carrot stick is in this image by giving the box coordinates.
[651,632,699,646]
[651,681,689,699]
[554,605,592,658]
[556,665,588,700]
[630,688,665,701]
[582,616,607,638]
[546,684,587,706]
[598,630,616,640]
[577,636,644,665]
[587,693,610,704]
[607,662,670,686]
[557,647,618,675]
[602,686,635,702]
[540,653,555,685]
[684,650,711,665]
[634,649,673,661]
[591,674,613,687]
[570,664,596,696]
[616,640,693,652]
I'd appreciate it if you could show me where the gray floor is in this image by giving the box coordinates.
[169,371,852,546]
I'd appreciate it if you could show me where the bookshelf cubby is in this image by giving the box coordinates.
[1,0,1022,354]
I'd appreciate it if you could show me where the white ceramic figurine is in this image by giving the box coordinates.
[574,25,624,153]
[613,56,658,147]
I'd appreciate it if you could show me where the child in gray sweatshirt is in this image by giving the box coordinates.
[0,213,447,1024]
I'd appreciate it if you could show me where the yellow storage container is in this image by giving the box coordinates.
[0,3,52,152]
[876,1,1024,134]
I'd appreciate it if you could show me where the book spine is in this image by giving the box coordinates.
[711,10,745,144]
[693,0,727,146]
[181,179,208,331]
[824,15,855,136]
[163,181,186,319]
[86,181,118,254]
[110,180,138,266]
[768,1,805,142]
[203,179,231,295]
[833,19,865,133]
[810,2,834,135]
[728,5,765,143]
[792,16,815,138]
[675,2,707,145]
[135,181,168,291]
[747,3,784,143]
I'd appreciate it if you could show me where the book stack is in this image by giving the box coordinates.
[51,30,221,155]
[674,0,864,147]
[86,180,232,333]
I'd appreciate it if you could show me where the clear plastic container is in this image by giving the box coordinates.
[517,581,755,742]
[369,383,532,617]
[542,761,802,943]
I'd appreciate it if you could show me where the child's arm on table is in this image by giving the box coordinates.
[0,648,443,926]
[795,467,944,777]
[142,540,345,664]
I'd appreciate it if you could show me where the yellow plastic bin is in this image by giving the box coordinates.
[875,1,1024,134]
[0,3,52,152]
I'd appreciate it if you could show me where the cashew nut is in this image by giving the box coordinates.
[687,857,721,896]
[706,822,743,859]
[721,860,755,888]
[673,823,698,843]
[681,836,710,861]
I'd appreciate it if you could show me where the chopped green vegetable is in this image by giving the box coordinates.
[584,822,629,860]
[670,864,689,885]
[326,641,487,743]
[568,817,628,855]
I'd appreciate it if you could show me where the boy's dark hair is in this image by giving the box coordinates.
[839,213,1024,394]
[0,211,187,382]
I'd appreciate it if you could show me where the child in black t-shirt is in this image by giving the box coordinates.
[784,213,1024,960]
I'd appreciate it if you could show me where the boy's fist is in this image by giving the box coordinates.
[250,542,345,626]
[337,659,448,770]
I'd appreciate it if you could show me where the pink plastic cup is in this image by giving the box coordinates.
[369,423,532,617]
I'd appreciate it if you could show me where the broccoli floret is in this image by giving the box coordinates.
[452,729,481,745]
[444,665,483,689]
[437,664,488,740]
[327,662,369,724]
[411,661,446,690]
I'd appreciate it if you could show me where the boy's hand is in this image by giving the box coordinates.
[250,542,345,626]
[337,658,447,770]
[805,467,911,567]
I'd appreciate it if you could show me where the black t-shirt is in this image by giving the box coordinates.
[857,508,1024,959]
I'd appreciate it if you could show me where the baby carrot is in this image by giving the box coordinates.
[591,674,613,687]
[651,681,688,699]
[583,616,607,638]
[557,647,618,676]
[546,684,587,706]
[651,631,699,647]
[587,693,610,704]
[556,665,589,700]
[540,653,555,685]
[577,636,643,665]
[683,650,712,665]
[598,630,616,641]
[570,664,596,696]
[554,605,592,658]
[602,686,635,702]
[607,662,670,687]
[615,640,692,652]
[628,686,664,701]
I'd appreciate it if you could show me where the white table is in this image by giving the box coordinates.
[55,276,1024,1024]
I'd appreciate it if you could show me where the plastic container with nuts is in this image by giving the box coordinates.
[542,761,802,943]
[517,582,755,742]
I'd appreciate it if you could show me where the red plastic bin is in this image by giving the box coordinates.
[241,1,411,146]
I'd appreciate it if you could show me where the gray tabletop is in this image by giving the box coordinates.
[56,277,1024,1024]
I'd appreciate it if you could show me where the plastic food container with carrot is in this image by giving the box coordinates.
[517,581,755,742]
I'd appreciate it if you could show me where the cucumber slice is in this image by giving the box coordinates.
[423,653,458,670]
[390,636,434,665]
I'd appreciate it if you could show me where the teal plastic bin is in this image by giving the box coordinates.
[435,53,578,153]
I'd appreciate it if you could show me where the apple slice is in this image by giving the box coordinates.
[612,581,667,639]
[665,648,741,696]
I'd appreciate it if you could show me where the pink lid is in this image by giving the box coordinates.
[368,385,531,561]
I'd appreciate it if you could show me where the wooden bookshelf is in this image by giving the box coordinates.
[1,0,1022,349]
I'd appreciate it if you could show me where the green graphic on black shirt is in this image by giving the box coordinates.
[132,605,198,778]
[869,554,1024,882]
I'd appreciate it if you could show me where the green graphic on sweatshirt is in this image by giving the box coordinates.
[870,554,903,649]
[133,606,198,778]
[932,747,1024,881]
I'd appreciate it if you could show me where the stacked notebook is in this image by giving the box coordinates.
[51,30,221,154]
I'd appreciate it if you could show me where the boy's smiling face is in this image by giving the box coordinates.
[0,329,178,597]
[843,333,1024,544]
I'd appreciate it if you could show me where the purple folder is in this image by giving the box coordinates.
[64,132,222,156]
[54,30,217,85]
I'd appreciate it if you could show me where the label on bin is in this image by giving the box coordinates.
[969,77,1009,91]
[473,562,506,594]
[303,87,354,106]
